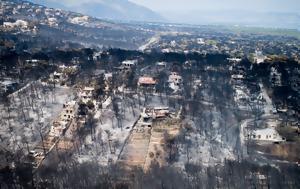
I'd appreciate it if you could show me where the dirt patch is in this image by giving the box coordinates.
[119,125,151,167]
[119,118,181,171]
[277,126,300,142]
[144,119,180,170]
[255,142,300,163]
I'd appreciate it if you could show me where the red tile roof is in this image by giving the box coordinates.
[138,77,156,85]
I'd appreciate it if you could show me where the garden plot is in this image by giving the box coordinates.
[144,119,181,170]
[118,122,152,167]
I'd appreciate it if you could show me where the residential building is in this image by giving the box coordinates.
[138,76,156,91]
[168,72,182,92]
[79,87,95,103]
[122,60,137,69]
[249,128,285,142]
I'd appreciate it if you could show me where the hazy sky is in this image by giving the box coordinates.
[32,0,300,13]
[29,0,300,28]
[130,0,300,12]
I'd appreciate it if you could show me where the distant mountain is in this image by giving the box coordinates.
[29,0,164,22]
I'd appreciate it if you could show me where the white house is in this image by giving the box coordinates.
[47,17,58,27]
[156,62,167,67]
[231,74,245,80]
[168,72,183,92]
[49,101,76,137]
[0,80,18,93]
[197,38,205,45]
[227,58,242,63]
[79,87,95,103]
[249,128,285,142]
[140,107,170,126]
[254,50,267,64]
[68,15,89,25]
[60,101,76,122]
[122,60,137,69]
[50,65,79,85]
[52,71,64,83]
[4,20,28,29]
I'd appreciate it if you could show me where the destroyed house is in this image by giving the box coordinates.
[60,101,76,122]
[79,87,95,102]
[49,121,66,137]
[138,77,156,89]
[168,72,183,92]
[0,80,18,93]
[122,60,137,69]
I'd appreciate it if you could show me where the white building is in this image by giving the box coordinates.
[197,38,205,45]
[193,79,202,90]
[68,16,89,25]
[50,65,78,84]
[231,74,245,80]
[49,101,77,137]
[79,87,95,103]
[47,17,58,27]
[93,51,102,61]
[60,101,76,122]
[104,73,113,80]
[254,50,267,64]
[3,20,28,29]
[0,80,18,93]
[140,107,170,126]
[121,60,137,69]
[270,67,282,86]
[156,62,167,67]
[58,65,78,72]
[227,58,242,63]
[52,71,64,83]
[249,128,285,142]
[168,72,183,92]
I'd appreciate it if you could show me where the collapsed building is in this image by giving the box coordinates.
[49,100,77,137]
[121,60,137,70]
[138,76,156,91]
[78,86,95,103]
[50,65,79,85]
[168,72,182,92]
[140,107,170,126]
